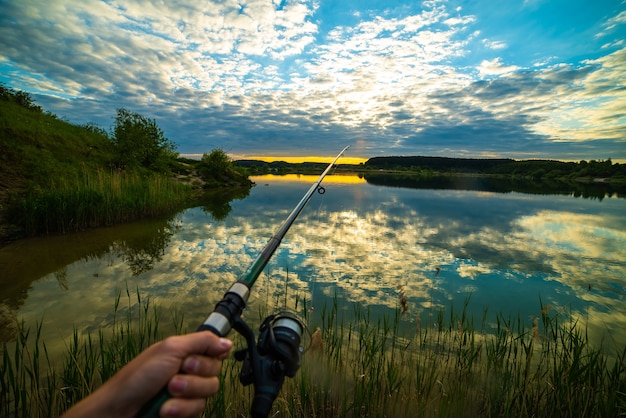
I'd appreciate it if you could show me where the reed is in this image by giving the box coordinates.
[211,295,626,418]
[0,288,182,417]
[1,292,624,417]
[9,169,191,235]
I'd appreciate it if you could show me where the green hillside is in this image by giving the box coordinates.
[0,85,250,244]
[0,90,114,203]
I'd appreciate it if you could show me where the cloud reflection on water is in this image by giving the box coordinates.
[4,175,626,358]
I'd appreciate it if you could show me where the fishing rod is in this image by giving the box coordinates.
[141,145,350,418]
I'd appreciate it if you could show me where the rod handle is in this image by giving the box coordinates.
[138,324,222,418]
[138,388,170,417]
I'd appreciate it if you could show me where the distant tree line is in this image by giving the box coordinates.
[237,156,625,182]
[235,160,341,175]
[365,156,626,180]
[365,156,514,172]
[363,172,626,200]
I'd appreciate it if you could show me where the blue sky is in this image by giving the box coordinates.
[1,0,624,161]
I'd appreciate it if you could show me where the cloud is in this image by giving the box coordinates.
[596,10,626,38]
[477,58,520,77]
[482,39,507,50]
[1,1,624,160]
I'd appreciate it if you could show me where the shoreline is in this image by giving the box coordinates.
[1,171,623,250]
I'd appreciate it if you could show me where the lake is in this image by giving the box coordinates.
[1,173,625,358]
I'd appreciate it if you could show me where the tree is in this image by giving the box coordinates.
[111,108,177,172]
[0,83,42,112]
[200,148,231,173]
[198,148,252,187]
[82,122,109,139]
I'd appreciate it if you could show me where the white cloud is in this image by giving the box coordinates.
[457,262,492,279]
[1,0,624,159]
[477,58,520,77]
[483,39,507,50]
[596,10,626,38]
[602,39,625,49]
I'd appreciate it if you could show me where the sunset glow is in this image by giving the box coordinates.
[250,174,366,184]
[241,156,368,165]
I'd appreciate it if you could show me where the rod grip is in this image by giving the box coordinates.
[138,326,223,417]
[138,388,170,418]
[138,287,247,417]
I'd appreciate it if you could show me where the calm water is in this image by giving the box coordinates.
[1,174,625,356]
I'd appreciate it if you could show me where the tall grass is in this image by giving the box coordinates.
[1,293,624,417]
[0,288,183,417]
[213,296,626,417]
[9,169,191,235]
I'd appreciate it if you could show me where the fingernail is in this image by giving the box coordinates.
[183,356,199,373]
[163,404,179,417]
[219,338,233,350]
[170,376,187,394]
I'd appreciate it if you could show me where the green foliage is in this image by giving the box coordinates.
[0,83,42,113]
[81,122,109,139]
[0,96,189,238]
[0,84,254,242]
[8,169,190,235]
[0,91,116,201]
[198,148,253,187]
[364,155,626,181]
[201,148,232,173]
[111,108,177,172]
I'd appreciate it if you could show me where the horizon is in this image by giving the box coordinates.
[1,1,624,161]
[181,153,624,164]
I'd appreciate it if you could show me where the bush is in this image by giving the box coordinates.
[110,108,177,172]
[198,149,252,187]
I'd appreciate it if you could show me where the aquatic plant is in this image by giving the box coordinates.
[1,291,624,417]
[9,169,190,235]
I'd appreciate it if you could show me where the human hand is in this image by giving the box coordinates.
[63,331,233,418]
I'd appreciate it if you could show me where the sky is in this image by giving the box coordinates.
[1,0,625,162]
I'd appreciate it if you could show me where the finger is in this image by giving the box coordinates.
[201,333,233,357]
[168,375,220,398]
[160,332,233,359]
[160,397,206,418]
[181,355,222,377]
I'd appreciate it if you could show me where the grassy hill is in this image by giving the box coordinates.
[0,96,114,198]
[0,91,121,241]
[0,85,249,245]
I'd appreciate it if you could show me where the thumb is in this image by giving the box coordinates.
[196,331,233,357]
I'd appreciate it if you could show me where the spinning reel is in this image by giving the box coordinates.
[232,310,306,418]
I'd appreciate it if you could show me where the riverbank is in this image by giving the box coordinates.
[2,291,624,417]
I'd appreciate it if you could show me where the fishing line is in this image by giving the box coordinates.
[313,159,338,221]
[314,186,327,223]
[309,162,339,310]
[140,146,351,418]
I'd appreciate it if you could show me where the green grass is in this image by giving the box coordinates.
[8,169,191,235]
[0,97,115,192]
[0,288,184,417]
[1,292,625,417]
[1,96,193,237]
